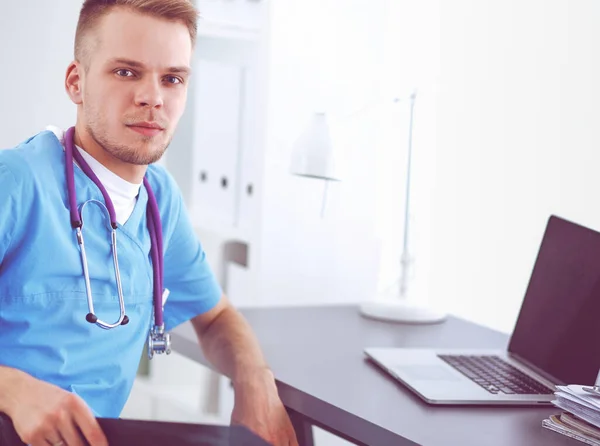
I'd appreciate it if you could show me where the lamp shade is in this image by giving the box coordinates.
[290,112,341,181]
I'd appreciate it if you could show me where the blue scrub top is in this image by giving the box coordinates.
[0,131,222,417]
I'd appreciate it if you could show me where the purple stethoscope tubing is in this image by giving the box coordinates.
[64,126,170,356]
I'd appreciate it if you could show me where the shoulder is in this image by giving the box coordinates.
[0,131,62,237]
[0,130,64,188]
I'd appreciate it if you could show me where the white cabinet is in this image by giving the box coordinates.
[191,59,244,228]
[190,61,263,237]
[236,66,263,236]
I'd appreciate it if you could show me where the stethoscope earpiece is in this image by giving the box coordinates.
[86,312,129,326]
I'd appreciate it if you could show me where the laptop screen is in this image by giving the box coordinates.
[508,215,600,385]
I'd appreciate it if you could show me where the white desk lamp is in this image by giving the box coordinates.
[290,112,341,216]
[291,93,446,324]
[360,91,446,324]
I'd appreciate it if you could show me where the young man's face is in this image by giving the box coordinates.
[78,8,192,165]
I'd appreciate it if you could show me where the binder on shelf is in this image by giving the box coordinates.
[192,59,244,228]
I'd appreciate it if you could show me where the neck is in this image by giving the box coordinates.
[73,122,147,183]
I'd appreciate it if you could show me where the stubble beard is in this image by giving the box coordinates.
[85,117,171,166]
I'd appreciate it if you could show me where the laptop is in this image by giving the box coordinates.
[364,215,600,405]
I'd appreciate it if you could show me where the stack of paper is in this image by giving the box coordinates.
[543,385,600,445]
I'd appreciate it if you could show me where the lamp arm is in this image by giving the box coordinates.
[398,91,417,298]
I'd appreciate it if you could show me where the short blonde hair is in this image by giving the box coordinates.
[75,0,199,64]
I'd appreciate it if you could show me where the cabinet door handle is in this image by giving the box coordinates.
[199,171,207,182]
[221,176,228,189]
[246,183,253,196]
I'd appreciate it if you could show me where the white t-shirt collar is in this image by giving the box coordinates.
[46,125,142,225]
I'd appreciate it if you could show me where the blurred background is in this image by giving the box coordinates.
[2,1,600,444]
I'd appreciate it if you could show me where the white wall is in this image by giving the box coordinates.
[426,0,600,333]
[0,1,79,147]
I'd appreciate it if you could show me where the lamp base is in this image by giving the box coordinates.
[359,298,447,324]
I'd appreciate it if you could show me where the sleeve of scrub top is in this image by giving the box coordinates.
[162,189,223,331]
[0,162,19,265]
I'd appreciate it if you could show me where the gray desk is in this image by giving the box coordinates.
[171,305,576,446]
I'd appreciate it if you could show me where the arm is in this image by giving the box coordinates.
[191,296,298,446]
[192,295,268,381]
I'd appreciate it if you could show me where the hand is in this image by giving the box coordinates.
[4,370,108,446]
[230,369,298,446]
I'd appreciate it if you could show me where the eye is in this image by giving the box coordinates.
[115,69,135,77]
[164,75,183,85]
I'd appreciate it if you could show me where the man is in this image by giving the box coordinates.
[0,1,298,445]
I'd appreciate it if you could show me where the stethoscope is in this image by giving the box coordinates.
[64,126,171,358]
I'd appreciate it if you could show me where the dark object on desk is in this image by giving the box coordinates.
[98,418,271,446]
[0,413,271,446]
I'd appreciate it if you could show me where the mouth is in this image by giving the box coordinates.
[126,122,165,137]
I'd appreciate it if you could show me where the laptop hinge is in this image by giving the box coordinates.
[508,352,565,386]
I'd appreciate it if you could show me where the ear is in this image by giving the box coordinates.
[65,61,84,105]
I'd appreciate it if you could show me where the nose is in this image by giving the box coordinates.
[134,77,164,109]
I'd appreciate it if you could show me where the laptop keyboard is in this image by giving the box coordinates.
[438,354,554,395]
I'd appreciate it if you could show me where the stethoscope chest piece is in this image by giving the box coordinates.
[148,325,172,359]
